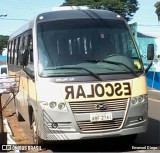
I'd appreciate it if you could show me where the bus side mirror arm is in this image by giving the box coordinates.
[145,61,153,73]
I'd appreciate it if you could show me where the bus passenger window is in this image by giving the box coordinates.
[29,37,33,63]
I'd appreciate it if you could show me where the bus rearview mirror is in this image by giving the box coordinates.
[147,44,154,60]
[145,44,154,73]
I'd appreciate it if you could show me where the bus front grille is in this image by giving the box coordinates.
[77,118,123,131]
[69,98,128,114]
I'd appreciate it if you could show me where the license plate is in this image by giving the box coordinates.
[90,112,113,122]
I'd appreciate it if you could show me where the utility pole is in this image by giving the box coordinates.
[0,93,7,146]
[0,94,4,133]
[0,14,8,146]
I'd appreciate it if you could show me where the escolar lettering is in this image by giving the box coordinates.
[65,82,131,100]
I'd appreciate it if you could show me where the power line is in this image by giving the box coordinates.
[138,24,160,27]
[0,18,28,21]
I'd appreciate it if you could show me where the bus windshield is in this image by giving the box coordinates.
[37,19,143,77]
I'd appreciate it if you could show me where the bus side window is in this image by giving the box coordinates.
[25,34,34,79]
[19,36,24,54]
[16,37,20,66]
[10,41,13,64]
[7,42,12,64]
[12,39,16,65]
[19,36,25,66]
[28,36,33,63]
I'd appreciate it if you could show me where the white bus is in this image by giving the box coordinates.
[7,7,154,144]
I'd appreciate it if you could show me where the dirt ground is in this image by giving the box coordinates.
[2,95,32,145]
[2,95,47,152]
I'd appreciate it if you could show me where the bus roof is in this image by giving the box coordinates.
[9,7,124,40]
[36,8,123,23]
[9,19,34,40]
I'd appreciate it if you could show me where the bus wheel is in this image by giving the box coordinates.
[31,113,44,144]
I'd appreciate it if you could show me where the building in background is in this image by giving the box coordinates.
[0,48,7,76]
[130,23,160,90]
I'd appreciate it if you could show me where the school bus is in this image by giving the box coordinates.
[7,7,154,144]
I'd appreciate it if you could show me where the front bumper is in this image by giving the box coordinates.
[38,101,148,141]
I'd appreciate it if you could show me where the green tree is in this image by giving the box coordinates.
[61,0,139,21]
[154,1,160,22]
[0,35,9,54]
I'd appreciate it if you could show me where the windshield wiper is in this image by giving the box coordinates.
[86,59,138,77]
[46,66,102,81]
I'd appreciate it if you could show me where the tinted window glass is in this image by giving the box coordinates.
[37,19,142,77]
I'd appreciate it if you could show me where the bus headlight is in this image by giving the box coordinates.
[131,97,138,105]
[130,94,147,107]
[58,102,66,110]
[137,95,144,103]
[49,101,57,108]
[49,102,66,110]
[40,101,66,111]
